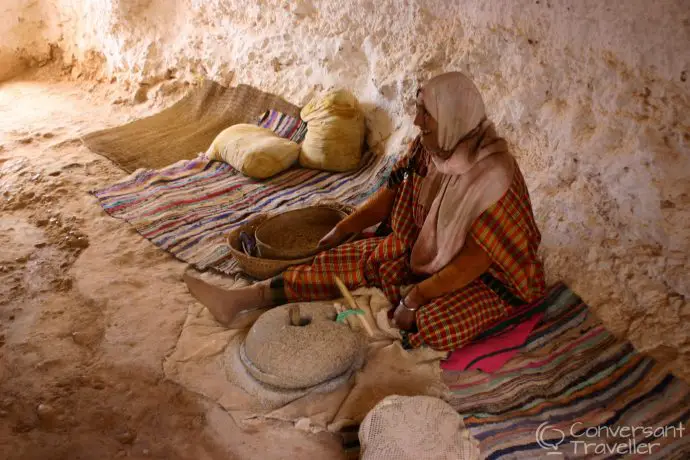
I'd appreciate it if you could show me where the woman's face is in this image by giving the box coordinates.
[414,90,452,159]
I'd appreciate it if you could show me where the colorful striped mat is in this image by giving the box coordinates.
[444,284,690,459]
[257,110,308,143]
[93,149,396,274]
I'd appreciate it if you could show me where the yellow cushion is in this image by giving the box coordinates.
[207,124,300,179]
[299,90,365,172]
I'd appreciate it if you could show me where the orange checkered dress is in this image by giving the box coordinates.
[282,140,545,351]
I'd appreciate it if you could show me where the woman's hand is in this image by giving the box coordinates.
[392,288,427,331]
[392,303,417,331]
[318,224,349,248]
[319,187,396,248]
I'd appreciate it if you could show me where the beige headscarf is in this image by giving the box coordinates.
[410,72,515,274]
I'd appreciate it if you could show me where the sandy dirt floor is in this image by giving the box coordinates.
[0,70,345,460]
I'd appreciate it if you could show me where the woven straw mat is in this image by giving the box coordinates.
[82,79,301,172]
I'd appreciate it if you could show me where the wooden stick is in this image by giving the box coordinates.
[288,304,301,326]
[333,276,376,337]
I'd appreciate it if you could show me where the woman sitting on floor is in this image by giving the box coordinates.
[185,71,546,351]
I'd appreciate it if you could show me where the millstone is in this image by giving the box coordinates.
[242,301,365,390]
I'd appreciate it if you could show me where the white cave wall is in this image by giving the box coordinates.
[0,0,62,81]
[5,0,690,375]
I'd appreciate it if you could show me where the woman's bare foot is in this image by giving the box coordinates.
[183,273,276,327]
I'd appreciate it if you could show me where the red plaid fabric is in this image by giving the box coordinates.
[407,279,507,350]
[283,234,410,303]
[283,140,545,352]
[283,157,420,303]
[407,166,546,350]
[470,166,546,303]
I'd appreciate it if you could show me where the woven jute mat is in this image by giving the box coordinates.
[82,79,301,172]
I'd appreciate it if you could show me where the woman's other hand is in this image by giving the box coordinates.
[392,288,426,331]
[318,224,348,248]
[393,303,416,331]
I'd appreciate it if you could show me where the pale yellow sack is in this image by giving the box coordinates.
[300,90,365,172]
[207,124,300,179]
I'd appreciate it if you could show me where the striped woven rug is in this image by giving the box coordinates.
[257,109,308,143]
[445,284,690,459]
[93,150,396,274]
[93,108,395,273]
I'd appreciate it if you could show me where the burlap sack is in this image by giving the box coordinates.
[208,124,300,179]
[299,90,365,172]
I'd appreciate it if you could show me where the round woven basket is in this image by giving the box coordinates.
[255,206,349,260]
[226,203,355,280]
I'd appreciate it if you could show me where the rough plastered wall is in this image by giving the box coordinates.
[18,1,690,374]
[0,0,62,81]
